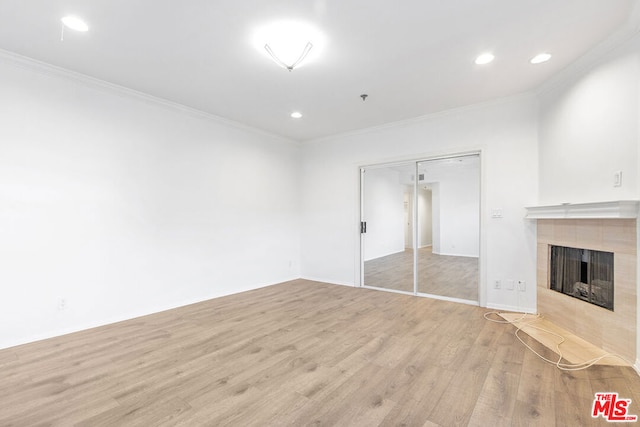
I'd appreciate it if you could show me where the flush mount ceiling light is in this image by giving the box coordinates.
[61,16,89,32]
[253,21,325,71]
[530,53,552,64]
[290,112,303,119]
[475,52,495,65]
[265,42,313,71]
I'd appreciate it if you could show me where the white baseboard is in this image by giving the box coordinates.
[299,276,357,287]
[437,252,480,258]
[486,302,537,314]
[0,278,298,351]
[0,294,213,351]
[364,249,406,263]
[634,360,640,377]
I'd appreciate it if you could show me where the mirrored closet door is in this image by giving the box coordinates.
[361,154,480,303]
[361,163,415,293]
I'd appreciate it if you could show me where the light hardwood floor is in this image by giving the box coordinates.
[365,248,478,301]
[1,279,638,426]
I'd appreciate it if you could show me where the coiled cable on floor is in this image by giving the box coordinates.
[483,311,630,371]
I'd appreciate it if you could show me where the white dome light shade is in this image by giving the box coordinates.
[475,52,495,65]
[530,53,552,64]
[253,21,325,70]
[290,112,303,119]
[61,16,89,32]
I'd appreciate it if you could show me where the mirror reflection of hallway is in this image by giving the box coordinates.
[361,155,479,303]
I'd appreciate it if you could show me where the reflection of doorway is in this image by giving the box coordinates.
[361,154,480,304]
[405,186,433,249]
[417,186,432,249]
[404,191,412,249]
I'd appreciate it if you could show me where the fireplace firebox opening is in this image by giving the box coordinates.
[549,245,614,311]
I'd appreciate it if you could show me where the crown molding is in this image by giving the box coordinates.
[303,92,536,145]
[535,4,640,98]
[0,49,298,145]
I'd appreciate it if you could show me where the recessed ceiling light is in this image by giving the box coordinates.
[475,53,495,65]
[530,53,552,64]
[61,16,89,32]
[291,112,303,119]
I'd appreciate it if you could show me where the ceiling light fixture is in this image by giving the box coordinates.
[290,112,303,119]
[530,53,552,64]
[253,21,325,71]
[265,42,313,72]
[475,52,495,65]
[61,16,89,32]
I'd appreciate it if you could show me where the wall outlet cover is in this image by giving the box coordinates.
[518,280,526,291]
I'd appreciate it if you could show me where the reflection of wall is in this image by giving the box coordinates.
[425,165,479,257]
[363,168,405,261]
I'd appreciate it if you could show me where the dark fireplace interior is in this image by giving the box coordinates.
[549,245,614,311]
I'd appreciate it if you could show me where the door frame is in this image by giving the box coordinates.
[359,151,482,306]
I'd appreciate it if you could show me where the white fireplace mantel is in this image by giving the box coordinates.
[525,200,640,219]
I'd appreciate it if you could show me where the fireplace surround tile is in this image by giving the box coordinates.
[536,218,636,363]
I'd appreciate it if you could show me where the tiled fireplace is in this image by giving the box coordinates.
[526,202,638,363]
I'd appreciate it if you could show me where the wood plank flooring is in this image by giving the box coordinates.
[1,279,638,426]
[364,247,478,301]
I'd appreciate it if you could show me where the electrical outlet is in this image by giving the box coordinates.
[506,280,515,290]
[58,298,66,311]
[518,280,526,291]
[494,280,501,289]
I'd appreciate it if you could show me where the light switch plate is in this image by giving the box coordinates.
[614,171,622,187]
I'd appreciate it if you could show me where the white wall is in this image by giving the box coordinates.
[0,55,301,349]
[538,36,640,204]
[362,168,405,261]
[300,95,539,311]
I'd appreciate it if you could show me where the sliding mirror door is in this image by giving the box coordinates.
[361,164,415,293]
[416,155,480,302]
[361,154,480,303]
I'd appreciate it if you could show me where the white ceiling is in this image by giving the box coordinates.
[0,0,636,141]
